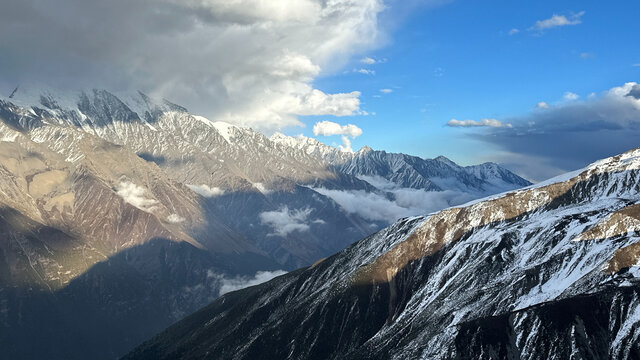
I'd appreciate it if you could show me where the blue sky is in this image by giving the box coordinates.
[289,0,640,181]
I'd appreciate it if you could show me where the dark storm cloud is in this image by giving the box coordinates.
[472,83,640,181]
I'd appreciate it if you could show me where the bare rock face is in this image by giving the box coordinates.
[125,149,640,360]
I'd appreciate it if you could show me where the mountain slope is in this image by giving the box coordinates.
[126,148,640,360]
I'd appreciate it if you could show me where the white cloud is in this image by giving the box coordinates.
[313,120,363,138]
[508,28,519,35]
[187,184,225,197]
[563,92,580,101]
[167,214,186,223]
[219,270,287,295]
[446,118,512,128]
[633,64,640,67]
[361,57,376,64]
[116,181,159,212]
[380,88,393,94]
[0,0,387,133]
[536,101,550,109]
[311,182,476,223]
[254,182,272,195]
[259,206,314,236]
[579,52,594,59]
[530,11,585,31]
[355,68,375,75]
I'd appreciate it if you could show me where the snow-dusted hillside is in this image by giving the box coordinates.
[126,148,640,360]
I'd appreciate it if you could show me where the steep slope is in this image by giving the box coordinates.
[126,148,640,360]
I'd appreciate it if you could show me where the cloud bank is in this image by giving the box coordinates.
[473,82,640,181]
[0,0,386,132]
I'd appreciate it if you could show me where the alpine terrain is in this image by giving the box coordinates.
[127,148,640,360]
[0,87,529,359]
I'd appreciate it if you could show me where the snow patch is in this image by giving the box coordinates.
[167,214,186,223]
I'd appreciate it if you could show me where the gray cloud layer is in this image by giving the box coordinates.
[0,0,387,131]
[473,83,640,181]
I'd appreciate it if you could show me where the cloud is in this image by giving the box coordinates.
[530,11,585,32]
[219,270,287,295]
[313,120,363,138]
[563,92,580,101]
[508,28,519,35]
[536,101,550,109]
[355,68,376,75]
[0,0,387,132]
[311,181,476,223]
[259,206,314,237]
[116,181,159,212]
[473,82,640,181]
[447,118,512,128]
[361,57,377,64]
[579,52,594,59]
[187,184,225,197]
[379,88,393,94]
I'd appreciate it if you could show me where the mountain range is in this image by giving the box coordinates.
[0,87,529,359]
[126,148,640,359]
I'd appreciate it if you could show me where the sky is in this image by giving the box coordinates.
[0,0,639,181]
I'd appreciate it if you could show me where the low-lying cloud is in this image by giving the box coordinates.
[259,206,315,237]
[187,184,225,197]
[219,270,287,295]
[116,181,159,212]
[311,177,476,223]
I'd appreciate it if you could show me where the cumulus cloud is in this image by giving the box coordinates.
[473,82,640,181]
[187,184,225,197]
[116,181,159,212]
[530,11,585,32]
[219,270,287,295]
[447,118,512,128]
[508,28,520,35]
[380,88,393,94]
[0,0,388,132]
[259,206,314,237]
[313,120,363,138]
[313,120,363,152]
[564,92,580,101]
[536,101,550,109]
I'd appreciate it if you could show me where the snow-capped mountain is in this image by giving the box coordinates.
[0,86,530,359]
[126,148,640,359]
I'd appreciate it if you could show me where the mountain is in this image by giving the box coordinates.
[2,86,530,269]
[0,86,529,359]
[126,148,640,359]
